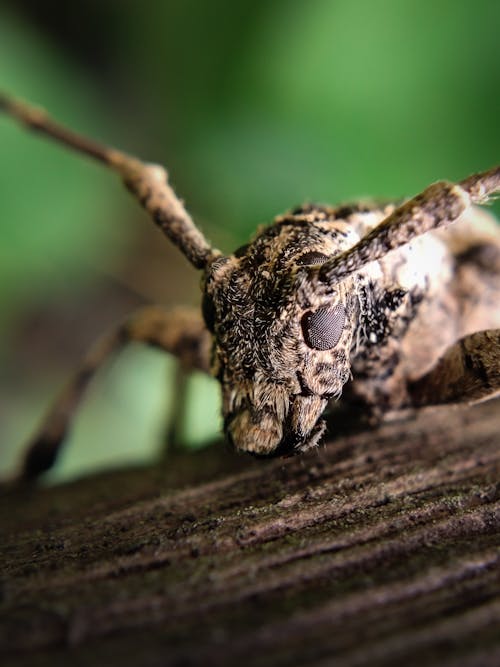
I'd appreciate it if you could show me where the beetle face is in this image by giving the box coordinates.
[202,212,360,456]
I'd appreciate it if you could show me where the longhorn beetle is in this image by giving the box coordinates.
[1,94,499,482]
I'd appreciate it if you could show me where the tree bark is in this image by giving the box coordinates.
[1,400,499,667]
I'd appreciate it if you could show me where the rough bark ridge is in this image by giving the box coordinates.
[1,400,499,667]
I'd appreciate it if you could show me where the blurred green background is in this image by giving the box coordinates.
[1,0,499,482]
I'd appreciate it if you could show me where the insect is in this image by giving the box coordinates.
[1,94,499,482]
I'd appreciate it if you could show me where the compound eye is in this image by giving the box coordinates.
[301,304,346,350]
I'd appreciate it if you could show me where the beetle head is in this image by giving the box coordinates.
[202,214,360,456]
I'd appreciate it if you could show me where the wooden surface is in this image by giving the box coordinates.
[1,399,499,666]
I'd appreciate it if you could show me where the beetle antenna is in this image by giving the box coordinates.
[0,93,220,270]
[316,166,500,284]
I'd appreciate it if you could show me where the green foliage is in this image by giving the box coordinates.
[114,0,500,234]
[0,12,126,330]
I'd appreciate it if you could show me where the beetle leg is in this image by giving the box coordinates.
[18,306,210,482]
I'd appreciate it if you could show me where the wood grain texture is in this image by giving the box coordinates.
[1,399,499,667]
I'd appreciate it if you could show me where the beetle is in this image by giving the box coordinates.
[1,94,499,480]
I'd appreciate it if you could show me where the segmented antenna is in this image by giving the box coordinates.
[316,166,500,284]
[0,93,220,270]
